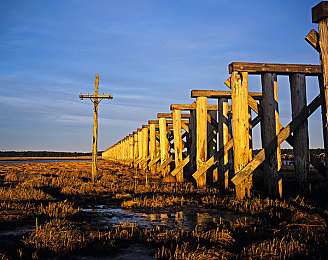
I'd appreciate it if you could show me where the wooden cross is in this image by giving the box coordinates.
[79,74,113,183]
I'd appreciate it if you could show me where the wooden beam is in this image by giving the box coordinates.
[158,155,173,173]
[305,29,320,52]
[148,119,189,125]
[290,73,310,193]
[196,96,208,187]
[157,113,190,119]
[149,123,156,173]
[312,7,328,179]
[159,117,170,176]
[191,90,262,100]
[232,93,324,186]
[170,103,219,110]
[207,110,218,183]
[229,62,322,76]
[218,98,230,189]
[172,109,183,181]
[171,155,190,177]
[231,72,251,199]
[261,73,282,197]
[79,94,113,99]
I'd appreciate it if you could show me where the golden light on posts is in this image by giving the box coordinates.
[79,74,113,183]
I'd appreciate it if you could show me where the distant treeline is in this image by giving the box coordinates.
[0,151,103,157]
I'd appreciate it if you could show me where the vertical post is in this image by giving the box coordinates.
[133,132,138,167]
[196,96,208,187]
[159,117,169,176]
[218,98,230,189]
[289,73,309,194]
[92,74,99,183]
[149,123,156,173]
[188,109,197,177]
[231,72,251,199]
[261,73,281,197]
[138,129,142,169]
[142,126,149,170]
[173,109,183,182]
[207,110,218,183]
[312,3,328,178]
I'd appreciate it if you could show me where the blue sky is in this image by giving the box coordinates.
[0,0,324,152]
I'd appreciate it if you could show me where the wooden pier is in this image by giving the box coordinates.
[102,2,328,199]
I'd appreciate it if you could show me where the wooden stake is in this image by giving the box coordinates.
[207,110,218,183]
[159,117,170,176]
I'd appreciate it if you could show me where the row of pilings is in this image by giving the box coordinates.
[103,2,328,199]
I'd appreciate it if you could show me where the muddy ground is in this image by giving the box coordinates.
[0,160,327,259]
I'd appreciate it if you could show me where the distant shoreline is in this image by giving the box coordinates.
[0,156,102,161]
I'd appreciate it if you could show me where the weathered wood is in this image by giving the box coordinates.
[231,72,251,199]
[149,157,160,167]
[149,123,156,173]
[171,156,190,177]
[232,93,324,186]
[289,73,310,193]
[137,129,143,169]
[207,110,218,183]
[191,90,262,99]
[173,109,183,181]
[229,62,322,76]
[305,29,320,52]
[142,127,149,170]
[218,98,230,189]
[312,1,328,23]
[79,94,114,99]
[261,73,282,197]
[196,96,208,187]
[148,119,189,125]
[193,139,233,181]
[157,113,190,119]
[133,132,138,166]
[159,117,170,176]
[170,103,219,111]
[158,155,173,173]
[313,9,328,178]
[188,109,197,177]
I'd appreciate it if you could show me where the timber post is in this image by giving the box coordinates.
[312,1,328,178]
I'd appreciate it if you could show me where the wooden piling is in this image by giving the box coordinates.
[159,117,170,176]
[289,73,310,194]
[231,72,251,199]
[196,96,208,187]
[261,73,281,197]
[172,109,183,182]
[207,110,218,183]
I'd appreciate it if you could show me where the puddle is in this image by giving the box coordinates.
[81,204,254,231]
[0,225,34,236]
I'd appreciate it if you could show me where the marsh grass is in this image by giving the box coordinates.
[0,161,327,259]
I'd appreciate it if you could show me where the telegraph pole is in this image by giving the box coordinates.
[79,74,113,183]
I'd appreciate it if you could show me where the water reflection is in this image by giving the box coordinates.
[81,205,245,231]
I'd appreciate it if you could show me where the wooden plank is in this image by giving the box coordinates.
[149,157,160,167]
[193,139,233,181]
[158,155,173,173]
[188,109,197,177]
[232,93,324,186]
[260,73,281,197]
[305,29,320,52]
[157,113,190,119]
[170,103,219,110]
[148,119,189,125]
[173,109,183,182]
[229,62,322,76]
[181,122,189,133]
[191,90,262,99]
[231,72,251,199]
[196,96,208,187]
[171,155,190,176]
[290,73,310,193]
